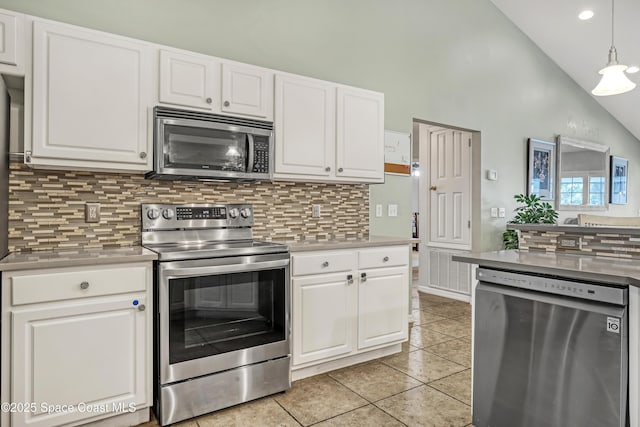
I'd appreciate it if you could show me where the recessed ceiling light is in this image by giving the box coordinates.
[626,66,640,74]
[578,10,595,20]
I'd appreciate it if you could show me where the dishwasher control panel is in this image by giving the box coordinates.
[476,268,626,306]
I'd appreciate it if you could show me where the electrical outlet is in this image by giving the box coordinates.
[312,204,321,218]
[388,204,398,217]
[490,207,498,218]
[498,207,506,218]
[375,204,383,217]
[85,203,100,223]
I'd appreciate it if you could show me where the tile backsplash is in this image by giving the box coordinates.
[518,229,640,259]
[8,163,369,252]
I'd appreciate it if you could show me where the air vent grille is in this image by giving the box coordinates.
[154,106,273,130]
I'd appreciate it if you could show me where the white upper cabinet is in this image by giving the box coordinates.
[159,49,219,110]
[30,20,155,171]
[336,87,384,181]
[274,74,335,177]
[221,62,273,120]
[0,9,22,68]
[274,77,384,184]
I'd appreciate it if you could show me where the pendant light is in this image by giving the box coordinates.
[592,0,636,96]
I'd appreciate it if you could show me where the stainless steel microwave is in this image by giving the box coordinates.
[147,107,273,181]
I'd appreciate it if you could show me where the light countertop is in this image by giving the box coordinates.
[279,235,418,252]
[0,246,158,272]
[453,250,640,286]
[507,223,640,236]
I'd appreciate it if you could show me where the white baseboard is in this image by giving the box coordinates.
[291,343,402,381]
[418,285,472,303]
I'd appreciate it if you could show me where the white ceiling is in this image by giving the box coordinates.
[490,0,640,141]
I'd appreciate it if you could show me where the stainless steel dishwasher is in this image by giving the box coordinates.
[474,268,628,427]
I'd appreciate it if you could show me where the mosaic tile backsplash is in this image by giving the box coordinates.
[8,163,369,252]
[518,229,640,259]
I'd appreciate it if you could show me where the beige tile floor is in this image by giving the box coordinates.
[143,269,473,427]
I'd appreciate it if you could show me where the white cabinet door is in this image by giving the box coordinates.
[11,294,148,427]
[0,10,20,66]
[31,20,154,170]
[274,74,335,178]
[159,49,219,110]
[293,272,357,366]
[221,62,273,119]
[336,87,384,182]
[358,266,408,350]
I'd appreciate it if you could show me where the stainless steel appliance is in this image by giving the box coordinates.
[474,268,628,427]
[142,203,290,426]
[147,107,273,181]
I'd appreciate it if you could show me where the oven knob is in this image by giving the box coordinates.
[240,208,252,218]
[162,208,175,219]
[147,208,160,220]
[229,208,239,219]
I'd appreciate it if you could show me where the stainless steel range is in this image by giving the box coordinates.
[142,203,290,426]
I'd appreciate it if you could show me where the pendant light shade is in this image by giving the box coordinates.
[592,0,636,96]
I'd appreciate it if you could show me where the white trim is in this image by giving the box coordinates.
[417,285,471,303]
[291,343,401,381]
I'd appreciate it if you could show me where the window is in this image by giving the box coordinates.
[560,177,583,205]
[588,176,605,206]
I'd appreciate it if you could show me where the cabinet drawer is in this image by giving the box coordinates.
[358,246,409,269]
[11,265,148,306]
[292,251,356,276]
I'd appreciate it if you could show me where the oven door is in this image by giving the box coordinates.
[155,117,272,180]
[158,252,290,385]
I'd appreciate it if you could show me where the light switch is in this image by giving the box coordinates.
[312,204,321,218]
[490,207,498,218]
[486,169,498,181]
[498,208,506,218]
[375,204,383,217]
[85,203,100,223]
[388,204,398,217]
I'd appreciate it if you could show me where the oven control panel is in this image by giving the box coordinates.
[141,203,253,231]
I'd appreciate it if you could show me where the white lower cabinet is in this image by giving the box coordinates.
[293,272,357,365]
[1,262,153,427]
[291,246,409,372]
[358,266,408,350]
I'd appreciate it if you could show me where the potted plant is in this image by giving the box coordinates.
[503,194,558,249]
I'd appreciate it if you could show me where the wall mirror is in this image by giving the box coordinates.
[557,136,610,211]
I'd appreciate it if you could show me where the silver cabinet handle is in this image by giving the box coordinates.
[338,167,344,172]
[347,274,353,285]
[361,272,367,282]
[383,256,390,262]
[80,281,90,290]
[325,166,331,172]
[138,304,146,311]
[223,100,230,107]
[139,152,147,159]
[206,97,212,104]
[322,261,329,268]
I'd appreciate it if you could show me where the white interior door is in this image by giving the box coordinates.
[429,129,471,249]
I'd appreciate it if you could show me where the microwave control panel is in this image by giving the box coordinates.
[253,140,270,173]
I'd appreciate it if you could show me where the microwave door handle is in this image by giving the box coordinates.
[247,133,255,173]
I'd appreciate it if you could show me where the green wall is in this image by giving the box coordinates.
[4,0,639,248]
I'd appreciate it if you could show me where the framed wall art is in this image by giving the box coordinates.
[610,156,629,204]
[527,138,556,201]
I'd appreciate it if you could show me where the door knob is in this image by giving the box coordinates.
[322,261,329,267]
[361,272,367,282]
[223,100,230,107]
[325,166,331,172]
[430,185,437,191]
[80,281,90,290]
[347,274,353,285]
[206,97,212,104]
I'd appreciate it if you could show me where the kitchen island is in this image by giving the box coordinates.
[453,250,640,427]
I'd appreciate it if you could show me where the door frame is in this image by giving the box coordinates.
[414,119,481,301]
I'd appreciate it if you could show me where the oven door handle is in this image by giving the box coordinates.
[247,133,255,173]
[161,259,290,278]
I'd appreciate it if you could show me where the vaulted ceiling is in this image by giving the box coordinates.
[491,0,640,141]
